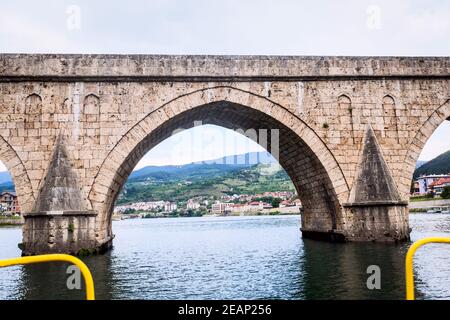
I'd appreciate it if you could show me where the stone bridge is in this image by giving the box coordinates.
[0,54,449,255]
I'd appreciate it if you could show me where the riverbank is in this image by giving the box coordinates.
[409,198,450,210]
[113,208,301,220]
[0,216,23,226]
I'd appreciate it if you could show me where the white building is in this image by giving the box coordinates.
[416,174,450,195]
[114,200,171,213]
[186,200,201,210]
[164,202,177,212]
[211,202,234,214]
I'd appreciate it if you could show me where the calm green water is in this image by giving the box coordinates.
[0,214,450,300]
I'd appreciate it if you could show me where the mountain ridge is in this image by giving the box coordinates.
[413,150,450,179]
[129,151,276,181]
[118,162,294,204]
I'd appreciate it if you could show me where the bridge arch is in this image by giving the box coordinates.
[403,99,450,196]
[89,86,350,241]
[0,135,35,213]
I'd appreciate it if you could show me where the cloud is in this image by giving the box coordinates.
[0,8,80,53]
[134,125,265,169]
[1,0,449,55]
[418,121,450,161]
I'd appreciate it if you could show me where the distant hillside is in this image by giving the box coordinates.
[118,152,292,204]
[415,160,427,169]
[129,151,277,182]
[414,150,450,179]
[0,152,280,199]
[0,149,445,200]
[118,163,295,205]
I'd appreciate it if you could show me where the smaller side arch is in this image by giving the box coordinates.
[402,99,450,197]
[0,135,35,213]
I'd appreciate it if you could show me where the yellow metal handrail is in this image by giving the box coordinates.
[405,237,450,300]
[0,254,95,300]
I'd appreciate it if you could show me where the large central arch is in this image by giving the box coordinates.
[89,86,350,245]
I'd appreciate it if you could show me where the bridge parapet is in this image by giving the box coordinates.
[1,54,449,81]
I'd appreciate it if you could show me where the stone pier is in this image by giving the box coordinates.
[21,136,107,255]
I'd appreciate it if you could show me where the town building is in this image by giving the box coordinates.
[280,199,302,208]
[0,191,21,215]
[114,200,177,213]
[246,201,263,211]
[261,191,294,200]
[429,177,450,196]
[414,174,450,195]
[412,180,420,195]
[280,200,291,208]
[211,202,234,214]
[186,199,201,210]
[164,202,177,212]
[229,203,246,213]
[262,202,273,209]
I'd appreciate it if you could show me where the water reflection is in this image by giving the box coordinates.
[1,214,450,300]
[299,240,408,299]
[12,253,115,300]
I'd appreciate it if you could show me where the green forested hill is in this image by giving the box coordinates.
[413,150,450,179]
[117,163,295,204]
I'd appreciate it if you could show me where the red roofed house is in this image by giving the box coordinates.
[430,177,450,196]
[280,200,293,208]
[245,201,263,211]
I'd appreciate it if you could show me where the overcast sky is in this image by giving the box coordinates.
[0,0,449,171]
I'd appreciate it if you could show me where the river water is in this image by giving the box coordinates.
[0,214,450,300]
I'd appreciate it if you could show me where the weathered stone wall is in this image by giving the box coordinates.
[0,54,448,253]
[21,212,99,255]
[342,205,409,241]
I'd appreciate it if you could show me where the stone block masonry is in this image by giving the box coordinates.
[0,54,448,254]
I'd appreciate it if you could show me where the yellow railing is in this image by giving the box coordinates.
[405,237,450,300]
[0,254,95,300]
